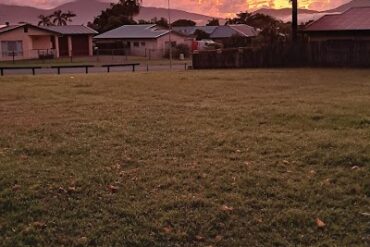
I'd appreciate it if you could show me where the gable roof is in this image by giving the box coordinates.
[44,25,97,35]
[94,24,171,39]
[173,24,258,39]
[172,26,218,36]
[305,7,370,32]
[0,23,60,35]
[0,23,96,36]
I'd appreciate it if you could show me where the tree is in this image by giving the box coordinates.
[38,15,52,26]
[51,10,76,26]
[194,29,210,40]
[137,17,169,28]
[291,0,298,42]
[153,17,169,28]
[90,0,142,33]
[206,18,220,26]
[226,11,290,42]
[171,19,196,27]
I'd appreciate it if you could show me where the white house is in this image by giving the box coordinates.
[93,24,192,58]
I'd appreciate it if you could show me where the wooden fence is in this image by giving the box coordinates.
[192,42,370,69]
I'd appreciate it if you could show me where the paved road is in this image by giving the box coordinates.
[0,64,189,76]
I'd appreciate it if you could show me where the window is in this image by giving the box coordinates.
[141,42,146,47]
[1,41,23,56]
[134,42,139,47]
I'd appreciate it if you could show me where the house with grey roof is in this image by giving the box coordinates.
[93,24,191,58]
[173,24,259,45]
[0,23,97,61]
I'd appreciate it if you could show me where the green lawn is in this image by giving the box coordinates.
[0,69,369,246]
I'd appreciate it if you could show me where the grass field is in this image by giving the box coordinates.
[0,69,369,246]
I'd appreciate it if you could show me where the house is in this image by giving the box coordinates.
[44,25,97,57]
[303,7,370,66]
[93,24,191,58]
[303,7,370,44]
[0,23,97,61]
[173,24,259,45]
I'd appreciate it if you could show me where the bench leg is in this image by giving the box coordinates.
[32,68,35,76]
[107,67,110,73]
[0,69,3,76]
[86,67,88,74]
[57,68,60,75]
[132,65,135,72]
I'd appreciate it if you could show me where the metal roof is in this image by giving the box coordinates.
[229,25,259,37]
[45,25,98,35]
[172,26,218,36]
[0,25,21,34]
[94,24,170,39]
[0,23,96,36]
[305,7,370,31]
[173,24,258,39]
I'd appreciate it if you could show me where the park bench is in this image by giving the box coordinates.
[51,65,95,74]
[0,66,42,76]
[102,63,140,73]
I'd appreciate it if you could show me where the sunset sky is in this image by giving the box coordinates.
[2,0,350,16]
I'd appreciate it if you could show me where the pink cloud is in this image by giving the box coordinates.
[2,0,350,16]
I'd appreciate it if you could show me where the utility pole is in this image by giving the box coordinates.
[168,0,173,70]
[292,0,298,43]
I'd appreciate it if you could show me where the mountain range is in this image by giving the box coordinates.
[0,0,215,25]
[1,0,370,26]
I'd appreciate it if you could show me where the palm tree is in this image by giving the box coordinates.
[38,15,52,26]
[291,0,298,42]
[64,11,76,23]
[51,10,76,26]
[51,10,66,26]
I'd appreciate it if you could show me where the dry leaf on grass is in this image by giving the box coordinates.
[32,221,47,229]
[67,187,76,193]
[316,218,326,228]
[195,235,205,241]
[221,205,234,211]
[12,184,21,191]
[163,226,173,234]
[215,235,223,241]
[107,185,119,193]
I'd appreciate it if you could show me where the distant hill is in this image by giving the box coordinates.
[254,8,319,19]
[324,0,370,12]
[0,0,215,26]
[252,0,370,23]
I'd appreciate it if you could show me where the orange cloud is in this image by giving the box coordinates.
[2,0,349,16]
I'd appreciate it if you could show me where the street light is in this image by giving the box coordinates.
[168,0,173,70]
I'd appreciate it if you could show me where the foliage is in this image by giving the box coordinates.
[89,0,142,33]
[38,10,76,26]
[194,29,211,41]
[37,15,52,27]
[227,12,291,44]
[51,10,76,26]
[171,19,196,27]
[137,17,169,28]
[206,18,220,26]
[223,34,251,48]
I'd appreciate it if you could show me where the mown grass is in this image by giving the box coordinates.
[0,69,369,246]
